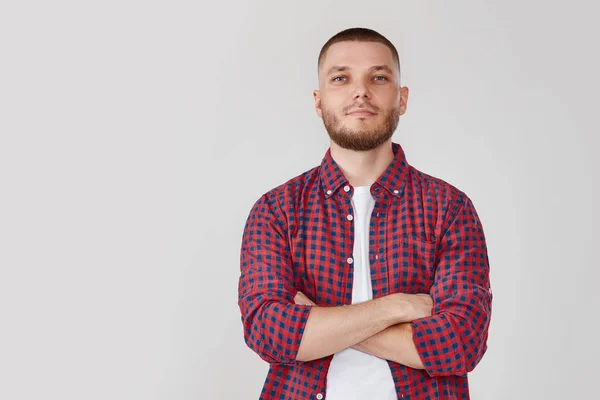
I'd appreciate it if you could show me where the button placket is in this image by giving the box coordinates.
[342,192,354,304]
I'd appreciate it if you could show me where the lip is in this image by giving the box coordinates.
[347,110,376,117]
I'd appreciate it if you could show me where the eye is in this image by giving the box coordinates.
[332,76,346,82]
[374,75,388,82]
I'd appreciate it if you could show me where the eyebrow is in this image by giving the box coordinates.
[325,65,395,76]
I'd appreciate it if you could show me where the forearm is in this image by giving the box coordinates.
[351,322,424,369]
[296,296,402,362]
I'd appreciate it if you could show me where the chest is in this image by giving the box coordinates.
[289,193,439,306]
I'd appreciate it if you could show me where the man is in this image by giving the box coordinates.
[238,27,492,400]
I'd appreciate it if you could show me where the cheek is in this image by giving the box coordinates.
[373,87,400,104]
[321,90,349,108]
[320,101,342,118]
[389,91,402,109]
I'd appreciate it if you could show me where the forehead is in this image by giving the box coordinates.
[320,41,397,74]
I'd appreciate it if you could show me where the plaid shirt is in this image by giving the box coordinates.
[238,142,492,399]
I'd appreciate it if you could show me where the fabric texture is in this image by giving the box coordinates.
[238,142,492,399]
[325,185,397,400]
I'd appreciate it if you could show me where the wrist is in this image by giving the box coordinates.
[376,294,410,326]
[383,293,415,324]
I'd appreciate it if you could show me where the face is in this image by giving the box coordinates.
[314,41,409,151]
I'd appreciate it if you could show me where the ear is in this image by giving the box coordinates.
[399,86,409,116]
[313,90,323,118]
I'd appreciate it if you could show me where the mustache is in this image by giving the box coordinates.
[344,103,380,113]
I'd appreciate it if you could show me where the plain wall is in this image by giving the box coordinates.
[1,0,598,399]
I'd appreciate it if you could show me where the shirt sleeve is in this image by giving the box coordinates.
[411,194,493,377]
[237,193,312,365]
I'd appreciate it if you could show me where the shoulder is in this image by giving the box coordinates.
[248,164,321,217]
[406,164,474,223]
[265,165,320,202]
[409,164,467,200]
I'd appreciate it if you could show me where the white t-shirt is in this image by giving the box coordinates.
[325,186,397,400]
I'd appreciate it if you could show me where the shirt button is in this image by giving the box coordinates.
[326,190,332,195]
[343,185,350,192]
[393,189,399,194]
[375,254,379,260]
[347,257,354,264]
[316,394,323,400]
[346,214,353,221]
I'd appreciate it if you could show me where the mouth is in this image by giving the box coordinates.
[347,110,376,117]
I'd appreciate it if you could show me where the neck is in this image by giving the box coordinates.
[330,140,395,187]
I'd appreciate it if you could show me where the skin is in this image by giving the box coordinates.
[293,41,431,368]
[313,40,410,186]
[293,290,431,364]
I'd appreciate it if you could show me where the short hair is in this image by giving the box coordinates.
[317,27,401,75]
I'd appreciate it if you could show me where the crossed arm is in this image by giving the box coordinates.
[238,193,492,376]
[292,290,429,369]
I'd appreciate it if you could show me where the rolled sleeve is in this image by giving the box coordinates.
[238,193,312,365]
[411,195,492,377]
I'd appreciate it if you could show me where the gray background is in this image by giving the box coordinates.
[1,0,598,399]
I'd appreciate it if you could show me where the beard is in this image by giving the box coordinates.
[321,105,400,151]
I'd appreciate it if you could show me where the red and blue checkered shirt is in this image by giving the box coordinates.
[238,142,492,399]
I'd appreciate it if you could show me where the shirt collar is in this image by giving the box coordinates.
[319,142,410,199]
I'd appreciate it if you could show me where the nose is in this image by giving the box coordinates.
[352,80,371,100]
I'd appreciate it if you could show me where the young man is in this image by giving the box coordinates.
[238,27,492,400]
